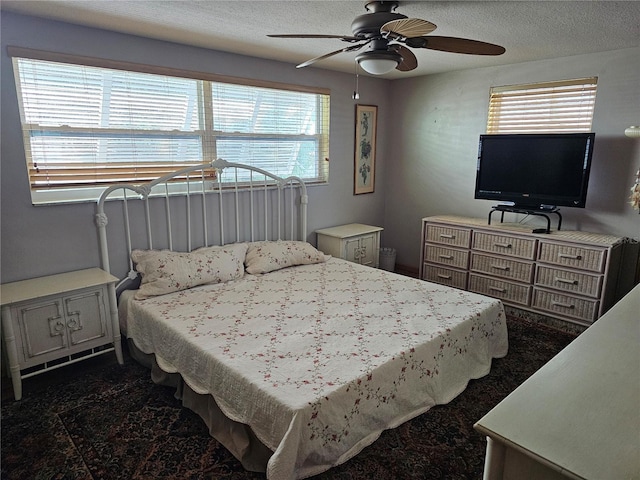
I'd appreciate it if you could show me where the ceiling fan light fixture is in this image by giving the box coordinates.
[356,50,402,75]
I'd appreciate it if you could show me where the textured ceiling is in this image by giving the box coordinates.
[2,1,639,78]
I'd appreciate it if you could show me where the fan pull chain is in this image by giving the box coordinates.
[352,60,360,100]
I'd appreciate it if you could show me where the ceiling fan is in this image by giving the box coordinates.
[268,1,505,75]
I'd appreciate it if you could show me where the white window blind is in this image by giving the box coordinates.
[487,77,597,133]
[11,51,329,204]
[210,83,329,181]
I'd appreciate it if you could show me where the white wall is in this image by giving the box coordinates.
[384,47,640,268]
[0,12,390,282]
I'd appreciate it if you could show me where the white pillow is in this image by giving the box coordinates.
[131,243,248,299]
[245,241,328,274]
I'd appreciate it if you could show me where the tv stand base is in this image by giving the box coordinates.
[488,205,562,233]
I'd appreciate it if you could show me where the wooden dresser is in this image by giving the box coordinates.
[419,215,632,326]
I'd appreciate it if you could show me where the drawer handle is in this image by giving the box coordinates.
[437,274,452,280]
[439,254,454,260]
[551,301,576,310]
[439,234,456,239]
[559,253,583,261]
[491,264,511,272]
[67,318,83,331]
[489,286,507,293]
[494,242,512,249]
[555,277,579,286]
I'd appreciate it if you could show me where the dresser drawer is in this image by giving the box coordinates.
[424,245,469,269]
[535,265,603,298]
[472,232,536,260]
[423,265,467,290]
[470,253,534,283]
[532,288,599,323]
[537,241,607,273]
[425,224,471,248]
[469,274,531,306]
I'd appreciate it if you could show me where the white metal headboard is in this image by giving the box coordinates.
[96,159,308,286]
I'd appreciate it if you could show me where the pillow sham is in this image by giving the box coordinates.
[131,243,248,299]
[245,240,329,274]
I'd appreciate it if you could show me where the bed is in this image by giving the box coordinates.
[96,159,508,480]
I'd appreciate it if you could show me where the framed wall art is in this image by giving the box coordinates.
[354,104,378,195]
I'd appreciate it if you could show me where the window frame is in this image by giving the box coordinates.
[8,47,330,205]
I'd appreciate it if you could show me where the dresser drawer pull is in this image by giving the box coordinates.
[555,277,579,286]
[491,264,511,272]
[559,253,583,261]
[437,274,452,280]
[489,286,507,293]
[439,234,456,239]
[551,301,576,310]
[494,242,512,249]
[439,254,454,260]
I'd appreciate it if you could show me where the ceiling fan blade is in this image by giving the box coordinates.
[381,18,437,38]
[268,34,361,43]
[418,36,505,55]
[391,44,417,72]
[296,43,367,69]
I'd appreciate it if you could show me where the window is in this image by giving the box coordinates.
[487,77,597,134]
[10,48,330,204]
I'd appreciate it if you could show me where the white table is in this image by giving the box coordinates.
[316,223,383,268]
[474,283,640,480]
[1,268,124,400]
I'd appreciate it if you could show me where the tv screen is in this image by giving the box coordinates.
[474,133,595,209]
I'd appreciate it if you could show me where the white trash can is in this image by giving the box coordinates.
[379,248,396,272]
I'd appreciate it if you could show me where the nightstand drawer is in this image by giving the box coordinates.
[425,224,471,248]
[422,265,467,289]
[535,265,602,298]
[470,253,534,283]
[532,288,599,323]
[537,241,606,272]
[472,232,536,260]
[424,245,469,269]
[469,274,531,306]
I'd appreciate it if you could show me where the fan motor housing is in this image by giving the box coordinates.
[352,1,406,37]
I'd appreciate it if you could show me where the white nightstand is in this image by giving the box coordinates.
[316,223,383,268]
[1,268,124,400]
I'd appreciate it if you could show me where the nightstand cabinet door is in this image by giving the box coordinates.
[345,234,377,266]
[13,285,111,368]
[66,289,109,346]
[19,300,67,358]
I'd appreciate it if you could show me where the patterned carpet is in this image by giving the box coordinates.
[1,317,576,480]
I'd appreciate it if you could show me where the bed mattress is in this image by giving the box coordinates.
[120,257,508,479]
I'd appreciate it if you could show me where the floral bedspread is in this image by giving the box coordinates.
[121,258,508,480]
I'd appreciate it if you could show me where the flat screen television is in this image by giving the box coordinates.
[474,133,595,210]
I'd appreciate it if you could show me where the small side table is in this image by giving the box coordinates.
[316,223,383,268]
[1,268,124,400]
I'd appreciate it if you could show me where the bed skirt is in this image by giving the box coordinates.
[128,339,273,473]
